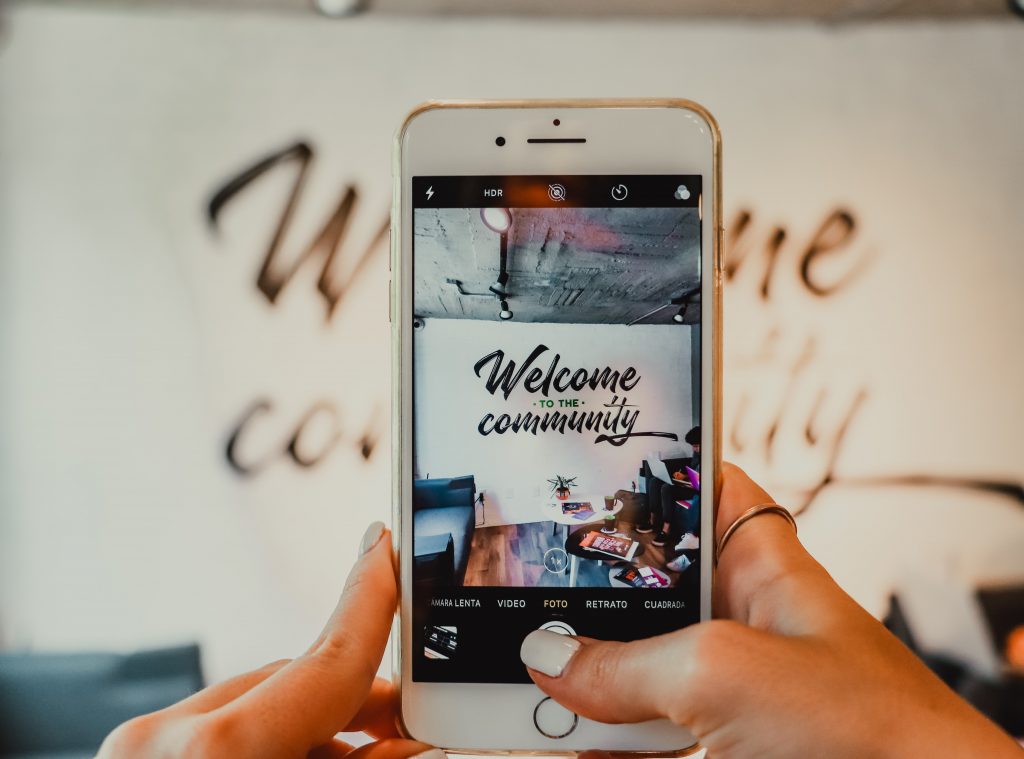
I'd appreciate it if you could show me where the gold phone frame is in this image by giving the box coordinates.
[389,99,722,757]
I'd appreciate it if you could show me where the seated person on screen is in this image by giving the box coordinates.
[647,426,701,550]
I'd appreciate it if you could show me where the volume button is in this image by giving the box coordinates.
[716,222,725,275]
[388,279,392,323]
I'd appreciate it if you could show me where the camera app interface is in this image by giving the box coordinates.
[411,175,703,683]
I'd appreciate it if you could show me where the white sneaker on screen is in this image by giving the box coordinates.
[675,533,699,551]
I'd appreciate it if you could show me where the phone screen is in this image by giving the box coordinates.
[410,175,703,683]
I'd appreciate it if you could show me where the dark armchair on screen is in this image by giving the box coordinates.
[412,475,477,588]
[0,644,203,759]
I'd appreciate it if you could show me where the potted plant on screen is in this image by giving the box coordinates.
[548,475,577,501]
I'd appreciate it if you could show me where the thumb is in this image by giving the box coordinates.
[212,521,398,756]
[520,621,760,727]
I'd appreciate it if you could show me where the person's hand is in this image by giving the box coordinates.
[98,523,441,759]
[520,464,1023,758]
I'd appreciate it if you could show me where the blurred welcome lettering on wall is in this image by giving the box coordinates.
[724,202,1023,515]
[725,205,869,512]
[206,140,387,475]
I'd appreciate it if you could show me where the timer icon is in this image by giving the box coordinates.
[610,184,628,201]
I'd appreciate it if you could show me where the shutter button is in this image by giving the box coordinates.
[533,697,578,739]
[539,620,576,636]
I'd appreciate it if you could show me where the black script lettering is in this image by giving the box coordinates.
[473,345,549,400]
[524,366,546,392]
[619,366,640,391]
[474,345,641,399]
[724,209,753,282]
[553,367,572,391]
[207,140,387,322]
[285,400,342,468]
[478,395,677,447]
[799,209,865,297]
[225,398,381,476]
[592,396,679,447]
[225,401,278,475]
[725,207,867,301]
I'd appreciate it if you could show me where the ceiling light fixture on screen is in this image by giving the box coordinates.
[313,0,366,17]
[480,207,512,233]
[628,284,700,327]
[480,207,514,320]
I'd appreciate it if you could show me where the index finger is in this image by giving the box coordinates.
[714,461,778,540]
[713,464,868,637]
[216,522,397,756]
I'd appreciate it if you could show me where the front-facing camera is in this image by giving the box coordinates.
[495,136,506,147]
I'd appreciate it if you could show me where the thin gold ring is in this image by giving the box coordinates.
[715,503,797,566]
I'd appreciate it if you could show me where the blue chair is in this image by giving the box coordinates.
[0,644,203,758]
[413,476,477,586]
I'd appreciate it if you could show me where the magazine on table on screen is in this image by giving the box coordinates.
[561,501,595,519]
[615,565,671,588]
[580,532,639,562]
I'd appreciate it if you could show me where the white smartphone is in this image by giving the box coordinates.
[391,100,721,755]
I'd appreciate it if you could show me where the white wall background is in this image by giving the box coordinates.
[0,4,1022,689]
[414,319,692,525]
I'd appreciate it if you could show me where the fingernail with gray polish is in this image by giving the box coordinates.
[360,521,386,555]
[520,629,581,677]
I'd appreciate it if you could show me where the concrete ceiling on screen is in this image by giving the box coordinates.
[414,207,701,325]
[95,0,1013,19]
